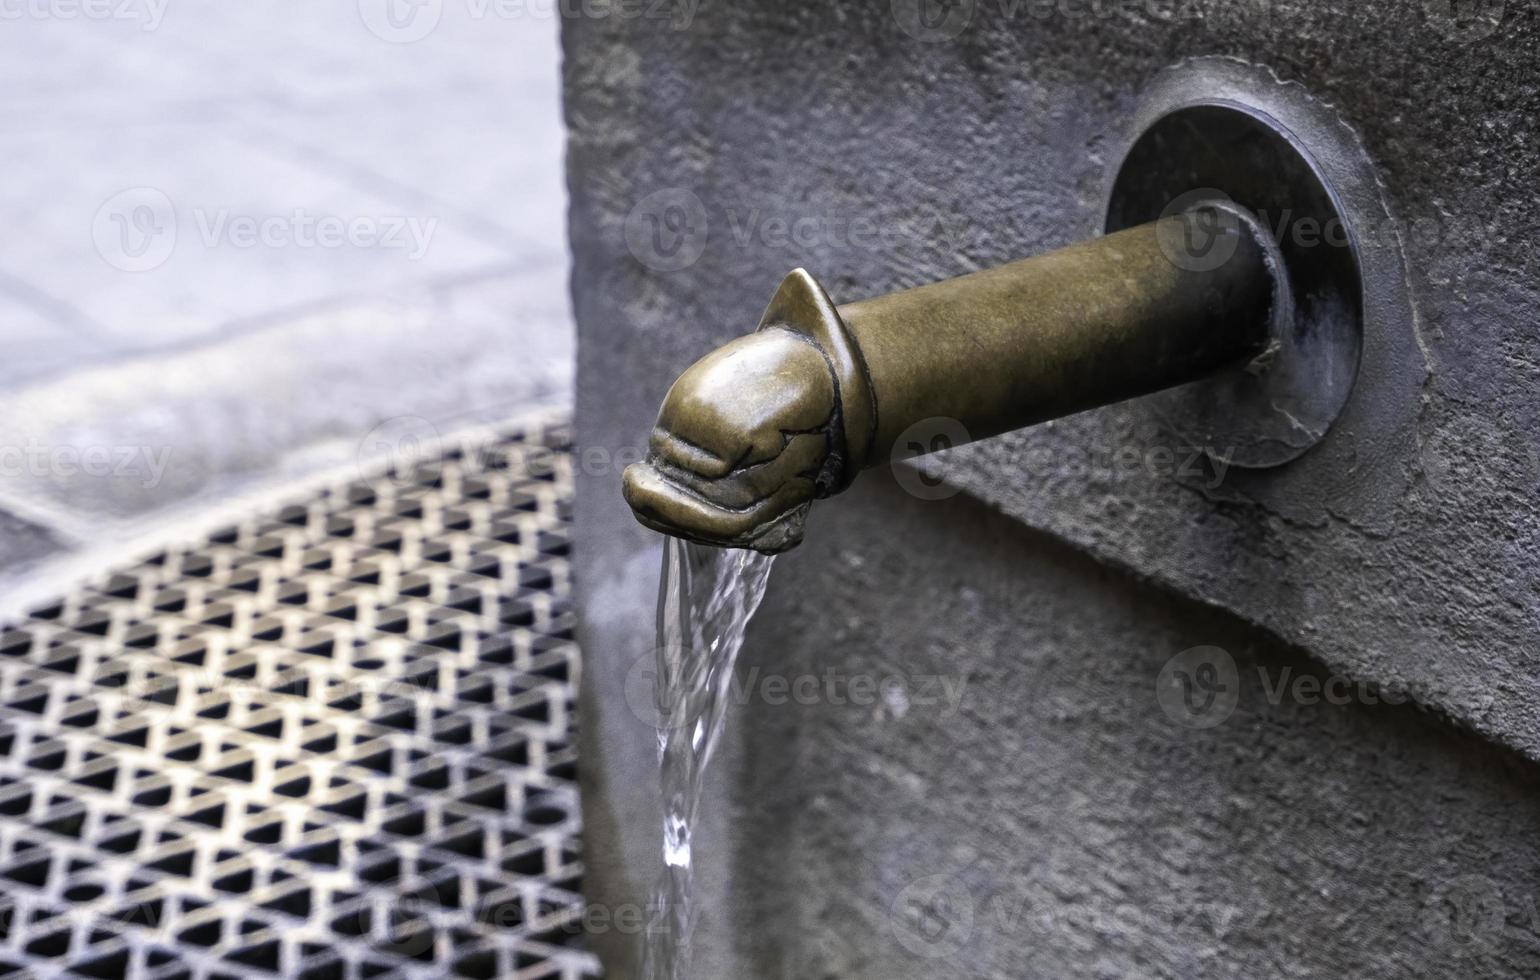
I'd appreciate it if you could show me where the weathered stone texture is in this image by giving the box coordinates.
[566,2,1540,974]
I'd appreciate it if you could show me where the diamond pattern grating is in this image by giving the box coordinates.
[0,417,601,980]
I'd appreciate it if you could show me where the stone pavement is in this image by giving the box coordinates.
[0,2,574,613]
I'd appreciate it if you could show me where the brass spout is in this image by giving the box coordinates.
[623,206,1281,553]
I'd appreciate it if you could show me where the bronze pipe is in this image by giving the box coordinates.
[622,206,1281,553]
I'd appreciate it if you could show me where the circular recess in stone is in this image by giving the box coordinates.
[1106,102,1364,468]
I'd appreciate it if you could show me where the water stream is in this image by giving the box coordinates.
[639,536,776,980]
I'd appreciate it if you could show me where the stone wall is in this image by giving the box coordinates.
[565,3,1540,974]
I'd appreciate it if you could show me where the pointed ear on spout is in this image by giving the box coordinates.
[756,269,877,494]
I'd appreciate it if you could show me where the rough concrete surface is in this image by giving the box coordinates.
[566,1,1540,976]
[727,479,1540,978]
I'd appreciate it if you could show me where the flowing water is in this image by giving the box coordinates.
[639,536,776,980]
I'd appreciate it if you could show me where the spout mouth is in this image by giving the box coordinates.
[619,268,877,554]
[622,459,811,554]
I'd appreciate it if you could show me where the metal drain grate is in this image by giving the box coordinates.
[0,416,600,980]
